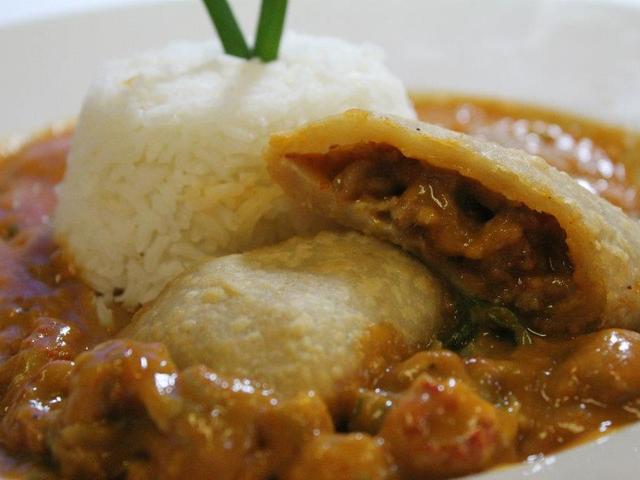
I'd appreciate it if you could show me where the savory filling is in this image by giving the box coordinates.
[294,143,577,331]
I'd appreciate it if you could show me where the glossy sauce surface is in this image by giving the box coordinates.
[0,96,638,478]
[414,95,640,215]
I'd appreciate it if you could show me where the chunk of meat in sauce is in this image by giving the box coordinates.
[546,329,640,405]
[257,392,334,473]
[50,339,277,480]
[50,340,180,479]
[378,350,471,392]
[285,433,398,480]
[43,339,342,480]
[379,373,516,479]
[0,318,84,453]
[462,329,640,456]
[1,360,73,454]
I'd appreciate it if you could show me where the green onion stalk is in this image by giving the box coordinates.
[202,0,288,62]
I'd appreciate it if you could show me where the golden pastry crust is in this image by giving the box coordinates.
[266,109,640,333]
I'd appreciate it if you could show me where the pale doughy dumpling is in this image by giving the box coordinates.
[266,109,640,334]
[125,232,445,403]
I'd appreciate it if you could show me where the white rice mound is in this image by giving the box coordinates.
[54,32,416,308]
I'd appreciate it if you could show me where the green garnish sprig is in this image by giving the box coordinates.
[445,298,534,351]
[202,0,288,62]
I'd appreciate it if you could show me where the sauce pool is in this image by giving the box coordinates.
[0,96,638,478]
[413,94,640,215]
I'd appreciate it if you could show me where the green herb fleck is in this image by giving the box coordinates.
[4,224,19,240]
[444,315,478,351]
[476,305,533,346]
[445,298,533,350]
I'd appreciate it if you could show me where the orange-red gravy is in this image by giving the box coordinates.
[414,94,640,215]
[0,96,637,479]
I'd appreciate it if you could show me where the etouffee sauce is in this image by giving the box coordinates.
[0,95,638,479]
[413,94,640,215]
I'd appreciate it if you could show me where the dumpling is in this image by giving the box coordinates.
[266,109,640,334]
[124,231,446,408]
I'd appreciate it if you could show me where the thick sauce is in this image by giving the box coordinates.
[0,96,638,479]
[413,94,640,215]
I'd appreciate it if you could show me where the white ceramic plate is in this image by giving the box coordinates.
[1,0,639,478]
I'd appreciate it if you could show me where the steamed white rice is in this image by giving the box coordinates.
[54,32,416,308]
